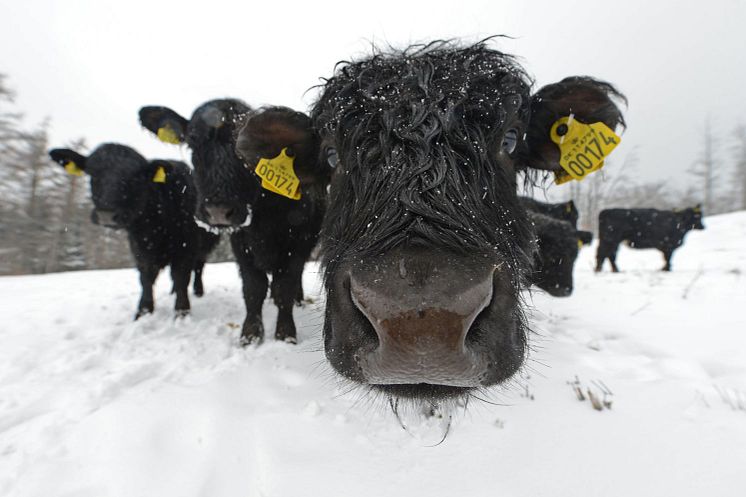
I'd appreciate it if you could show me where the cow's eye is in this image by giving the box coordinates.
[326,148,339,169]
[502,129,518,154]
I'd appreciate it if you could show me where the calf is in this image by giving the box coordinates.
[595,206,704,272]
[528,211,586,297]
[311,41,626,403]
[48,144,219,318]
[139,102,327,344]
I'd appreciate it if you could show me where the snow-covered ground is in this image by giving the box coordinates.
[1,212,745,497]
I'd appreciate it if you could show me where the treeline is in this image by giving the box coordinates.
[0,74,233,276]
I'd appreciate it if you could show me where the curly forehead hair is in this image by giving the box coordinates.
[311,40,537,282]
[312,40,533,138]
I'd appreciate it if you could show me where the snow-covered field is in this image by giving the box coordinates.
[1,212,745,497]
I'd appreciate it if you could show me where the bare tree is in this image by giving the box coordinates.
[689,117,717,213]
[732,124,746,211]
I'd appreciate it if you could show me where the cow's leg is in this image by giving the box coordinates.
[193,259,206,297]
[232,234,268,345]
[609,249,620,273]
[171,259,192,317]
[295,278,304,306]
[661,248,673,272]
[271,258,305,344]
[135,263,159,319]
[595,245,605,272]
[596,240,618,272]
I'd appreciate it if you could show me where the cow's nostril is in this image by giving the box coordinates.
[204,204,234,226]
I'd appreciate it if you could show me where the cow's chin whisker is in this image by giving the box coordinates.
[193,217,243,234]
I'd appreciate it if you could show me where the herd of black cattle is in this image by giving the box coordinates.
[46,42,705,401]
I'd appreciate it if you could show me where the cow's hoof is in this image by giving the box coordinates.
[240,334,263,347]
[275,319,297,344]
[298,296,316,306]
[194,284,204,297]
[240,320,264,347]
[134,308,153,320]
[175,309,190,319]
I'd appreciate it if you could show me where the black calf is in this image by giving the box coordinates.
[311,40,626,402]
[528,212,586,297]
[49,144,219,318]
[596,206,704,272]
[139,102,327,344]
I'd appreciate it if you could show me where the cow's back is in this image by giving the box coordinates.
[598,208,682,249]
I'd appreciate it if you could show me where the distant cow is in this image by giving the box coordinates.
[528,211,588,297]
[595,206,704,272]
[139,102,328,344]
[49,144,219,318]
[310,40,625,402]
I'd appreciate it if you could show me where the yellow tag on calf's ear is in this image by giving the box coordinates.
[551,117,621,184]
[254,148,301,200]
[64,161,84,177]
[152,166,166,183]
[157,126,182,145]
[578,239,584,249]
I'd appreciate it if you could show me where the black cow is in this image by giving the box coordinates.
[528,211,589,297]
[519,197,592,244]
[139,102,327,344]
[519,197,579,228]
[48,144,219,318]
[311,40,626,403]
[595,206,704,272]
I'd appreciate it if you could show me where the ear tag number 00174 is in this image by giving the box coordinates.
[551,117,621,185]
[254,148,301,200]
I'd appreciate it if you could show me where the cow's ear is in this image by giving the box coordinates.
[693,203,702,213]
[49,148,87,176]
[139,106,189,145]
[521,76,626,171]
[577,230,593,246]
[148,160,174,183]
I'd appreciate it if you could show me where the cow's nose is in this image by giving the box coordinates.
[204,204,234,226]
[96,209,116,226]
[349,268,494,387]
[549,286,572,297]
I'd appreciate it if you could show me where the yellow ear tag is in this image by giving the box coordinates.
[254,148,301,200]
[578,239,584,249]
[550,117,621,184]
[152,166,166,183]
[64,161,84,177]
[157,126,182,145]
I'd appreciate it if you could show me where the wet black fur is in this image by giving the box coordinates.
[311,40,626,403]
[48,143,219,318]
[139,102,326,344]
[596,207,705,272]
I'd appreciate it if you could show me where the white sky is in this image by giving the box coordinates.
[1,0,745,192]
